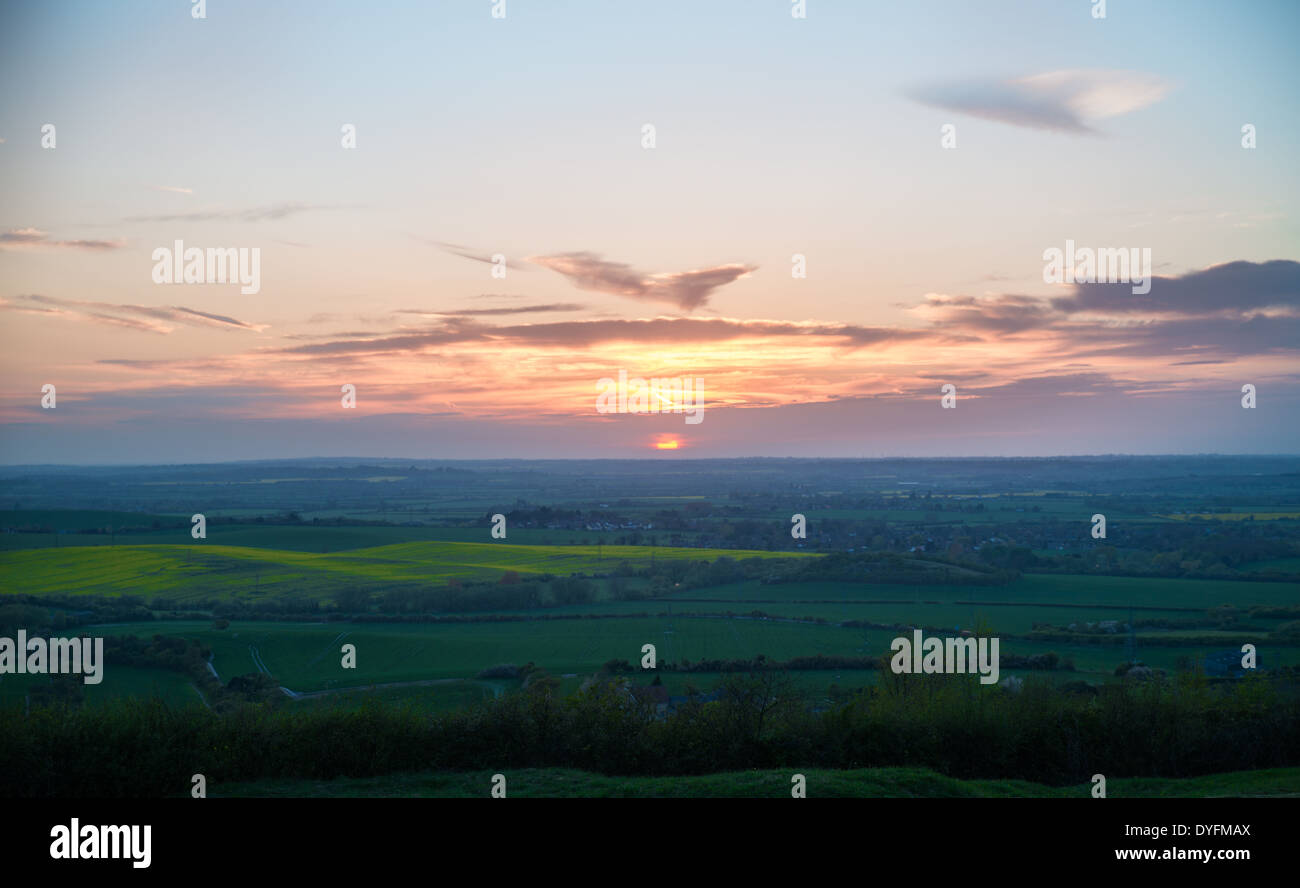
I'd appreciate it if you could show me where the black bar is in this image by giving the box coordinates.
[7,797,1286,874]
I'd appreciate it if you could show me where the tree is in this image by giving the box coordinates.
[335,587,372,612]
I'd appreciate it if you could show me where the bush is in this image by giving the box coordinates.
[3,669,1298,796]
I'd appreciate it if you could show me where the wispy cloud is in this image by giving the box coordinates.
[259,261,1297,368]
[124,201,344,223]
[0,294,266,333]
[530,252,756,311]
[397,303,587,317]
[908,69,1172,134]
[432,241,756,311]
[11,257,1295,448]
[0,228,125,250]
[271,315,934,357]
[429,241,530,270]
[148,185,193,195]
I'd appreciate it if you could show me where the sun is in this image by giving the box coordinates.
[654,437,681,450]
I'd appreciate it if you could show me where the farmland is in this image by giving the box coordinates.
[0,539,809,601]
[3,456,1299,797]
[3,510,1298,709]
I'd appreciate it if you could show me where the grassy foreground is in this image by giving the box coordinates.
[215,766,1300,799]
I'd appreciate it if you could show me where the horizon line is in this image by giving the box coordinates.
[2,452,1298,470]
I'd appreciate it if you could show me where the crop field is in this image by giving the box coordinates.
[74,576,1300,706]
[5,533,1294,707]
[5,504,1297,712]
[0,540,811,600]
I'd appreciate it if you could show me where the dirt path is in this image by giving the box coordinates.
[248,644,271,675]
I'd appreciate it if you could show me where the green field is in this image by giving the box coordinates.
[7,536,1297,706]
[668,574,1300,609]
[287,679,502,714]
[214,765,1300,798]
[0,509,185,533]
[80,602,1300,701]
[0,665,196,710]
[0,540,811,600]
[90,618,877,692]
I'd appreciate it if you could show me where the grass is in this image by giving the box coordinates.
[9,536,1295,703]
[664,574,1300,609]
[287,679,501,714]
[90,618,875,692]
[1244,557,1300,573]
[82,607,1300,700]
[212,766,1300,798]
[0,665,196,710]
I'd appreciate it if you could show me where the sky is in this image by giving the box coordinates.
[1,0,1298,463]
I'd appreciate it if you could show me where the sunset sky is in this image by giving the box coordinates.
[2,0,1298,462]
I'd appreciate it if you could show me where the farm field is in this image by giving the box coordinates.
[287,679,502,714]
[89,618,875,692]
[1244,557,1300,573]
[79,595,1300,704]
[676,574,1300,609]
[8,534,1293,612]
[0,540,811,600]
[11,540,1292,705]
[0,664,196,711]
[3,481,1297,732]
[4,458,1299,803]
